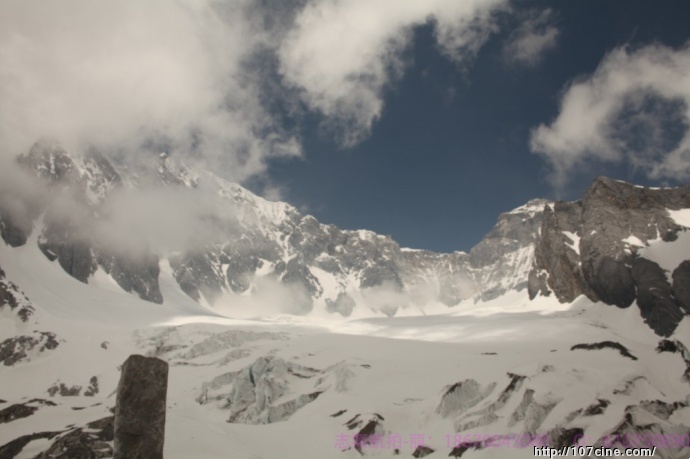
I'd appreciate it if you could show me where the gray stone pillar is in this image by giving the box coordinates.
[114,354,168,459]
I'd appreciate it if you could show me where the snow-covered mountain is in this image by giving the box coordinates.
[1,142,690,459]
[0,141,544,317]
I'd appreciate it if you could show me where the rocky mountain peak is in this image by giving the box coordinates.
[530,176,690,336]
[10,142,688,331]
[0,142,549,316]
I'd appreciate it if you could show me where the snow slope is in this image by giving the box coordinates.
[1,237,689,459]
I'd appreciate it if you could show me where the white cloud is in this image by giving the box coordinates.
[0,0,300,183]
[504,8,559,66]
[531,43,690,187]
[278,0,507,146]
[0,0,510,183]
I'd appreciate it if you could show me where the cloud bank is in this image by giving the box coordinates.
[278,0,507,145]
[0,0,510,177]
[0,0,299,182]
[531,43,690,187]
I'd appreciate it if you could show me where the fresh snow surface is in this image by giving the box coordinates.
[639,230,690,281]
[2,239,690,459]
[508,199,549,217]
[622,235,644,247]
[668,208,690,228]
[623,207,690,280]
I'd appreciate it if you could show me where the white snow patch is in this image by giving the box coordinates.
[562,231,580,255]
[638,230,690,281]
[668,208,690,228]
[622,235,645,247]
[509,199,550,216]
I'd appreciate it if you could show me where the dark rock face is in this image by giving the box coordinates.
[529,201,586,302]
[39,219,97,283]
[0,332,59,366]
[639,400,687,420]
[19,140,82,184]
[98,252,163,304]
[0,399,56,425]
[585,257,635,308]
[169,251,226,303]
[530,177,690,336]
[547,427,584,449]
[412,445,435,457]
[47,382,82,397]
[0,264,35,322]
[0,415,113,458]
[449,441,483,458]
[341,413,386,454]
[0,403,38,424]
[35,416,113,459]
[528,268,551,299]
[35,417,114,459]
[0,431,62,458]
[0,213,33,247]
[114,355,168,459]
[84,376,99,397]
[21,142,99,284]
[570,341,638,361]
[631,258,684,336]
[583,399,610,416]
[672,261,690,314]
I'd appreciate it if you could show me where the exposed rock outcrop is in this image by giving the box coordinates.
[530,177,690,336]
[0,332,59,366]
[114,355,168,459]
[0,264,34,323]
[672,261,690,313]
[570,341,638,361]
[632,258,684,336]
[35,416,114,459]
[0,415,115,459]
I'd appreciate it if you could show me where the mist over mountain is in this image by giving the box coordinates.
[1,141,545,317]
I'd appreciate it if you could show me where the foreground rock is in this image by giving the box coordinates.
[114,354,168,459]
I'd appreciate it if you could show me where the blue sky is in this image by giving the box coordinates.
[253,0,690,252]
[2,0,690,253]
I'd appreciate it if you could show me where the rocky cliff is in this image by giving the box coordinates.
[529,176,690,336]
